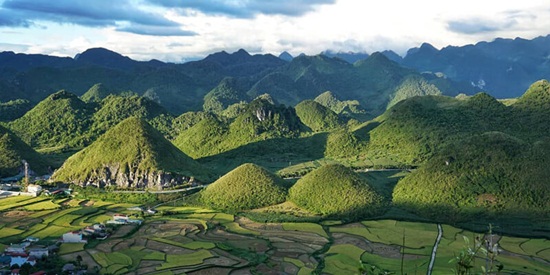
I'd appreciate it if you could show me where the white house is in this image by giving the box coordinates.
[62,231,87,243]
[5,242,30,254]
[113,214,129,220]
[29,247,49,258]
[26,185,42,196]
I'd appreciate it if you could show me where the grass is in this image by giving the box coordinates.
[156,250,214,270]
[93,251,133,274]
[282,222,328,238]
[284,257,305,268]
[0,196,48,211]
[360,220,437,252]
[23,200,60,210]
[150,237,216,250]
[33,224,77,238]
[361,252,429,274]
[520,239,550,256]
[58,243,85,255]
[223,222,259,235]
[324,244,365,275]
[0,227,23,238]
[142,251,166,261]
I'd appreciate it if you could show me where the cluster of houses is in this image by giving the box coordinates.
[61,223,107,244]
[60,213,143,245]
[0,237,52,271]
[106,213,143,225]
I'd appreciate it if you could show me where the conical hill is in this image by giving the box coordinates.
[8,90,93,149]
[0,125,50,177]
[52,117,210,189]
[200,163,287,211]
[289,164,386,219]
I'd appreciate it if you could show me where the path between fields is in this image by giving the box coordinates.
[427,224,443,275]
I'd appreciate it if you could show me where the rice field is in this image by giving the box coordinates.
[0,195,548,274]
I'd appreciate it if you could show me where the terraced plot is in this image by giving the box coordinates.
[0,196,548,274]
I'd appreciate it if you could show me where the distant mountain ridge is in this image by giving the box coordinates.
[1,34,549,115]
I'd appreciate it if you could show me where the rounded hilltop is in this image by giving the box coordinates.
[200,163,287,211]
[289,164,386,219]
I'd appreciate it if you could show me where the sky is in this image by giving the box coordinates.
[1,0,550,62]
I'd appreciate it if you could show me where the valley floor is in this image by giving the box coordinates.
[0,196,549,274]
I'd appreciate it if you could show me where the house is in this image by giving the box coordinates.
[62,263,75,273]
[11,269,20,275]
[0,255,11,267]
[93,224,105,231]
[5,243,30,254]
[28,247,48,258]
[22,237,39,243]
[26,185,42,196]
[127,219,143,225]
[62,231,87,243]
[10,254,35,267]
[113,214,129,220]
[83,227,96,235]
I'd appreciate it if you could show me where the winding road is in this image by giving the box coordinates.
[427,224,443,275]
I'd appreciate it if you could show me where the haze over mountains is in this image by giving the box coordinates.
[1,35,549,117]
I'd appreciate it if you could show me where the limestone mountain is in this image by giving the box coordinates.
[200,163,287,211]
[0,125,50,177]
[393,132,550,222]
[81,83,117,103]
[174,97,305,158]
[289,164,386,219]
[8,90,93,150]
[294,100,341,132]
[401,35,550,98]
[51,117,210,189]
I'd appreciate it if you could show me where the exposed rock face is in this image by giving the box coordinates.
[77,164,193,190]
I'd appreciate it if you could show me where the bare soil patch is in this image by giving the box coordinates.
[95,239,123,253]
[145,239,192,254]
[187,267,233,275]
[332,233,371,251]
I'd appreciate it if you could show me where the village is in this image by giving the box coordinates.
[0,212,143,275]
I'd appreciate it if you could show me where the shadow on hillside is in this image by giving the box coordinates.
[387,201,550,238]
[197,133,329,176]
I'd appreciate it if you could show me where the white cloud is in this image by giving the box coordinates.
[1,0,550,61]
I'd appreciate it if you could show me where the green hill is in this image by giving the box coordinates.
[174,97,305,158]
[173,115,228,159]
[314,91,368,119]
[361,93,509,165]
[0,99,32,122]
[392,132,550,221]
[202,77,250,115]
[200,163,287,211]
[514,79,550,110]
[294,100,341,132]
[81,83,116,103]
[0,125,50,177]
[8,90,93,150]
[52,117,210,188]
[89,94,174,138]
[387,75,442,109]
[289,164,386,219]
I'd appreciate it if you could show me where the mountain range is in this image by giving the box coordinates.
[1,35,549,223]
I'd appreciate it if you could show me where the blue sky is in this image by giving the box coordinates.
[1,0,550,62]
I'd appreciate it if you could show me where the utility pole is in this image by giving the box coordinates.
[22,159,29,186]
